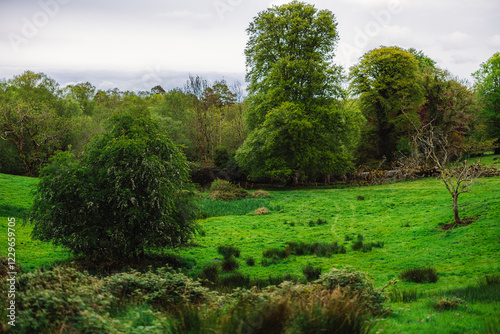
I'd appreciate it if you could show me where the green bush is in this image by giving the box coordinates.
[246,257,256,266]
[308,218,328,226]
[303,264,322,281]
[103,267,210,309]
[218,244,241,259]
[351,235,384,253]
[221,256,240,272]
[29,110,198,260]
[207,179,248,201]
[400,267,439,283]
[200,263,220,283]
[263,247,290,259]
[287,241,346,257]
[171,277,378,333]
[261,257,282,267]
[15,267,114,334]
[316,267,387,315]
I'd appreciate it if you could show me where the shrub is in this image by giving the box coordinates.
[254,207,270,215]
[217,272,251,289]
[200,263,220,283]
[316,267,387,315]
[485,275,500,285]
[351,240,364,251]
[16,266,114,333]
[217,295,291,334]
[217,244,241,259]
[263,247,289,259]
[161,253,196,269]
[400,267,439,283]
[316,218,328,225]
[303,265,322,281]
[307,218,328,227]
[207,179,248,201]
[291,288,375,334]
[103,267,209,309]
[252,190,271,197]
[29,110,198,260]
[351,235,384,252]
[174,279,376,333]
[246,257,255,266]
[261,257,281,267]
[221,256,239,272]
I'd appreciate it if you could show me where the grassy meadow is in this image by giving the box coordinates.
[1,170,499,333]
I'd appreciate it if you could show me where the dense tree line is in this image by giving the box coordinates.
[0,72,248,178]
[12,0,499,263]
[1,1,498,185]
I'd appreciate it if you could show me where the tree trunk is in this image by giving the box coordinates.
[495,146,500,155]
[452,193,461,224]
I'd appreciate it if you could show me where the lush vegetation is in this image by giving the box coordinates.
[1,171,499,332]
[29,110,198,260]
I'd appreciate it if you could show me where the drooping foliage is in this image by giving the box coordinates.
[30,110,198,260]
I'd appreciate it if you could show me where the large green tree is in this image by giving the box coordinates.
[418,69,478,157]
[237,1,354,183]
[473,52,500,154]
[30,110,198,260]
[349,46,424,163]
[0,71,68,176]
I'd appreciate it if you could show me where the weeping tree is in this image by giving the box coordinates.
[29,110,198,260]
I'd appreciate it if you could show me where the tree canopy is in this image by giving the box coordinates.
[473,52,500,154]
[30,110,198,260]
[349,46,424,163]
[237,1,356,183]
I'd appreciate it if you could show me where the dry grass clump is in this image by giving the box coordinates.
[207,179,248,201]
[252,190,271,197]
[254,207,270,215]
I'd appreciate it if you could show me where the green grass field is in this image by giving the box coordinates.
[1,172,499,333]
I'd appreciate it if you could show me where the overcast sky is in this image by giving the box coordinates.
[1,0,499,92]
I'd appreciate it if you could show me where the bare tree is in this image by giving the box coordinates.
[402,111,483,225]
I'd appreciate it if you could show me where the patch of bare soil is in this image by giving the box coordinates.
[440,216,477,230]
